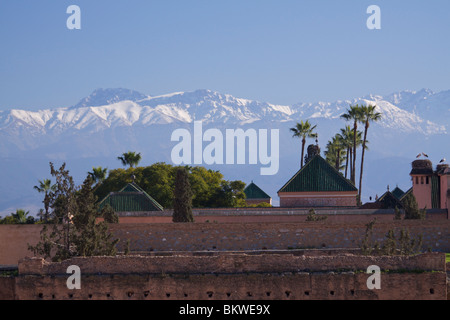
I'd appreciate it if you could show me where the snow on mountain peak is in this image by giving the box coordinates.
[71,88,150,109]
[0,88,448,136]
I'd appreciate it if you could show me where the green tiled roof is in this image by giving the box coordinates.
[376,191,403,209]
[391,187,405,199]
[278,155,357,193]
[98,182,163,212]
[399,187,412,202]
[244,182,271,199]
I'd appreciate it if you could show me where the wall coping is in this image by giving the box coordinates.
[18,252,446,276]
[116,208,448,217]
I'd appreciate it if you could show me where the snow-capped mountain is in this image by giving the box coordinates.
[0,87,449,216]
[71,88,150,109]
[0,88,447,136]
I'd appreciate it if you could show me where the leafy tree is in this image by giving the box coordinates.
[172,168,194,222]
[360,218,379,255]
[398,229,423,255]
[358,105,382,201]
[381,228,423,256]
[33,179,56,222]
[29,163,119,262]
[306,208,327,221]
[381,229,397,255]
[393,206,402,220]
[290,120,317,168]
[117,151,142,168]
[402,193,426,220]
[207,180,246,208]
[71,177,119,256]
[94,163,246,209]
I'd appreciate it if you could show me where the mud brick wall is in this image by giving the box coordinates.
[1,219,449,265]
[18,253,446,275]
[12,253,448,300]
[108,220,450,254]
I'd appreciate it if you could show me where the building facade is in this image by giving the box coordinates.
[410,159,450,210]
[278,154,358,207]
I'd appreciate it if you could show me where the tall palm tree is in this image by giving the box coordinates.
[33,179,56,221]
[340,105,364,184]
[358,104,382,202]
[117,151,142,168]
[340,125,354,179]
[88,166,108,184]
[325,134,346,172]
[290,120,317,168]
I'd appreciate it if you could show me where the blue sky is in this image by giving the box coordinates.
[1,0,450,110]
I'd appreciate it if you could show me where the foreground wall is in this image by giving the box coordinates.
[1,219,449,265]
[11,253,448,300]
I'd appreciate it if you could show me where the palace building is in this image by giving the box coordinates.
[278,146,358,207]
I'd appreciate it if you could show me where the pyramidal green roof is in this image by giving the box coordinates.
[98,182,163,212]
[244,182,271,199]
[278,155,357,193]
[391,186,405,199]
[399,187,412,201]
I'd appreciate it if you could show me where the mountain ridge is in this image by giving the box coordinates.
[1,87,448,135]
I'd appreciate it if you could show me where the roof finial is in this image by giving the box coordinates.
[387,184,390,192]
[131,174,136,183]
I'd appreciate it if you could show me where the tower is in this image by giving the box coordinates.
[410,159,433,209]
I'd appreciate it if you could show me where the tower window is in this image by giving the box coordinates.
[421,177,424,184]
[426,177,429,184]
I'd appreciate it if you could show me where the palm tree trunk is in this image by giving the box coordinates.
[352,121,357,184]
[359,122,369,202]
[336,149,341,171]
[345,147,349,178]
[301,138,306,168]
[349,148,353,180]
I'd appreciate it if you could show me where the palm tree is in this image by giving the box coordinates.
[325,134,346,172]
[88,166,108,184]
[290,120,317,168]
[33,179,56,221]
[117,151,142,168]
[11,209,30,224]
[340,125,354,179]
[358,104,382,202]
[340,105,364,184]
